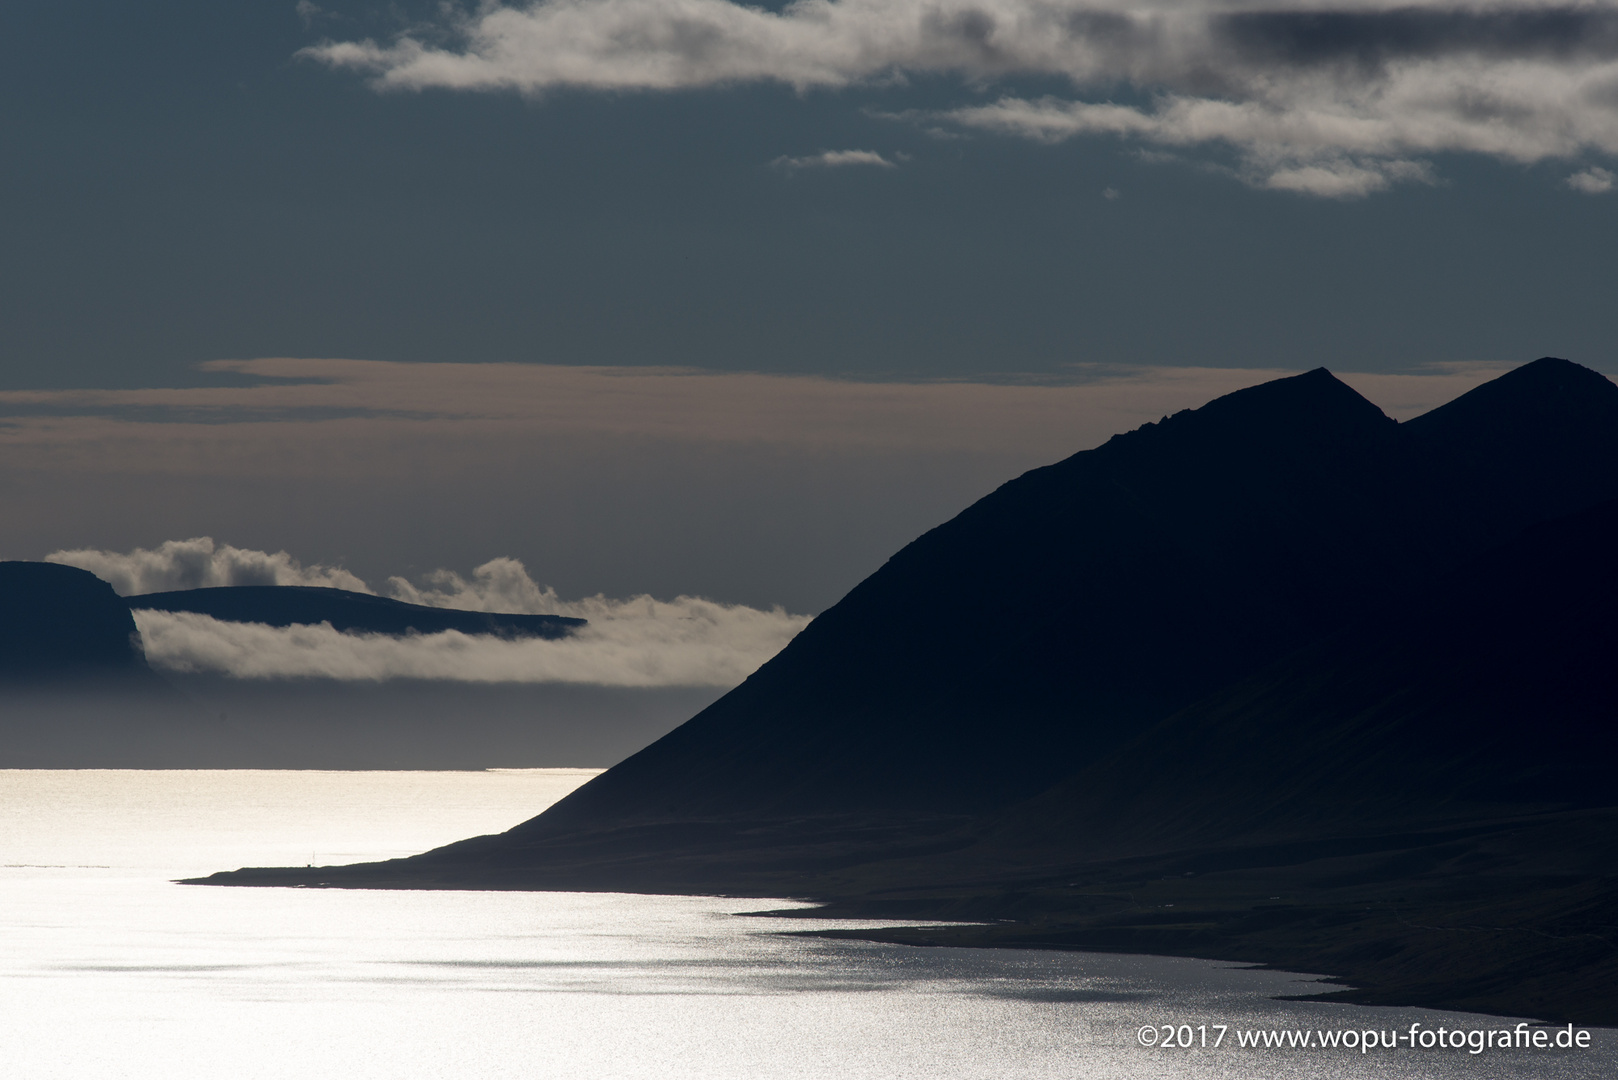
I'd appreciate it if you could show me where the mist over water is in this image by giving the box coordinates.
[0,770,1610,1079]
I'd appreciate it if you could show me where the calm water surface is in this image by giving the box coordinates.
[1,769,1609,1079]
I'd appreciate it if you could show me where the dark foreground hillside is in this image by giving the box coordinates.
[193,359,1618,1023]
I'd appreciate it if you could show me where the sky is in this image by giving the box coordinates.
[3,0,1617,686]
[3,0,1615,391]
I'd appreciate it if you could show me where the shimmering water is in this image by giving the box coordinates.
[1,770,1610,1079]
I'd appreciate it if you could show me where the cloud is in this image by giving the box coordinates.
[49,541,810,686]
[381,557,555,613]
[1566,165,1616,192]
[299,0,1618,196]
[295,1,327,30]
[134,601,807,688]
[947,94,1444,197]
[773,149,897,170]
[45,537,371,596]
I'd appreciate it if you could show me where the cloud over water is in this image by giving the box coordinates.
[133,604,804,686]
[49,542,810,687]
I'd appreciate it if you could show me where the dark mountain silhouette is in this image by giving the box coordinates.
[129,585,583,639]
[0,561,268,765]
[516,369,1411,825]
[1,561,151,684]
[826,498,1618,1023]
[464,357,1618,831]
[192,358,1618,1021]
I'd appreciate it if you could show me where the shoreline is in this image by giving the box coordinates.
[186,805,1618,1029]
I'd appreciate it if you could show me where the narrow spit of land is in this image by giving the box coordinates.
[190,801,1618,1026]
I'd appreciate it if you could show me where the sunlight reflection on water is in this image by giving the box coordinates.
[0,770,1610,1079]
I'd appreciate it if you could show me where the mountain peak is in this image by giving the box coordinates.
[1407,357,1618,437]
[1395,357,1618,552]
[1507,355,1611,388]
[1195,365,1387,425]
[1103,365,1391,463]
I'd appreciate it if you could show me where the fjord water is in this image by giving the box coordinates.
[1,771,1608,1080]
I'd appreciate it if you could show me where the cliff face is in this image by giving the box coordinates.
[0,561,149,684]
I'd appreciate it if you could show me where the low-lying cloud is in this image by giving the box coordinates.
[301,0,1618,196]
[50,540,810,686]
[134,605,804,686]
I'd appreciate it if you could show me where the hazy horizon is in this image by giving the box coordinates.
[3,359,1570,615]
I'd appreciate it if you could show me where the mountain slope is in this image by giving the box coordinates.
[524,369,1416,825]
[976,495,1618,859]
[194,358,1618,1020]
[508,359,1618,832]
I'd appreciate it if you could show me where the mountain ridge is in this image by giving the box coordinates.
[497,358,1618,832]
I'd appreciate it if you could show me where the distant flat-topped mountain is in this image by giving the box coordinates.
[128,585,583,639]
[200,357,1618,1024]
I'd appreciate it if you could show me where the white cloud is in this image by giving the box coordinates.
[134,600,807,687]
[381,557,552,612]
[49,541,809,686]
[773,148,897,170]
[45,537,371,596]
[382,555,813,645]
[300,0,1618,196]
[947,94,1445,198]
[1566,165,1616,193]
